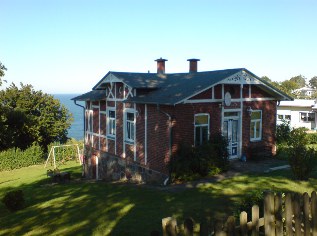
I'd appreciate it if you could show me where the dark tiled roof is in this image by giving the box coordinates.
[74,68,293,104]
[71,90,107,101]
[110,72,166,89]
[125,69,243,105]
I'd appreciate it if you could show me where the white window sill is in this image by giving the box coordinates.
[124,140,134,145]
[107,135,116,140]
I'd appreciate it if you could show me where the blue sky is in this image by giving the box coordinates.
[1,0,316,94]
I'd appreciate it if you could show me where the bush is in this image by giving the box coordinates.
[276,120,291,144]
[288,146,317,180]
[2,190,25,212]
[233,189,264,220]
[0,142,44,171]
[168,142,196,181]
[306,132,317,144]
[287,128,317,180]
[168,134,229,182]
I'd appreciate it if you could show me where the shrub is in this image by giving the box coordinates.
[2,190,25,212]
[233,189,264,220]
[276,120,291,144]
[287,127,308,148]
[306,132,317,144]
[168,142,195,181]
[288,146,317,180]
[168,133,229,182]
[287,128,317,180]
[0,142,44,171]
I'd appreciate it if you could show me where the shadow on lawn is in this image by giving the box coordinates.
[0,166,316,236]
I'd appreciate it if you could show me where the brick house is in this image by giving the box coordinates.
[72,58,292,182]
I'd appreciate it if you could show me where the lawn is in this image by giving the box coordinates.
[0,161,316,235]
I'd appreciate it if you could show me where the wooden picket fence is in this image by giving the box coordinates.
[160,191,317,236]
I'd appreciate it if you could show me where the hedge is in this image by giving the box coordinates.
[306,132,317,144]
[0,143,44,171]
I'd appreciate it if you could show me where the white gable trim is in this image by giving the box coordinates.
[184,97,276,104]
[178,70,262,104]
[94,73,133,91]
[222,71,261,85]
[180,70,288,104]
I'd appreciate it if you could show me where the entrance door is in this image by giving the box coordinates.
[223,118,239,159]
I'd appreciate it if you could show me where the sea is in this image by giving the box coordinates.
[53,94,84,140]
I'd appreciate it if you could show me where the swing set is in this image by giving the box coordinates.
[44,144,82,169]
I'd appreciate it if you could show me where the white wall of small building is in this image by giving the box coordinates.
[277,100,317,130]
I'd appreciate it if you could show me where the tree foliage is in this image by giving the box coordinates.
[289,75,306,89]
[0,61,7,85]
[309,76,317,89]
[0,83,73,151]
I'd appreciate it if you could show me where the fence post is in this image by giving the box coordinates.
[240,211,247,236]
[199,220,209,236]
[285,193,293,235]
[312,191,317,236]
[303,192,310,236]
[251,205,259,236]
[226,216,236,236]
[264,191,275,236]
[293,193,301,236]
[274,193,283,236]
[184,217,194,236]
[162,217,177,236]
[214,219,225,236]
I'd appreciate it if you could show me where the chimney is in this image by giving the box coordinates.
[187,58,200,73]
[155,57,168,74]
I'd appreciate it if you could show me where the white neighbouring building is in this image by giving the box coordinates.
[277,99,317,130]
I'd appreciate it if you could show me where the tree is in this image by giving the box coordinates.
[289,75,306,89]
[309,76,317,89]
[261,76,271,83]
[0,83,73,151]
[274,80,298,98]
[0,61,7,85]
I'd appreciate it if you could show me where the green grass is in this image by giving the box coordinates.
[0,161,316,235]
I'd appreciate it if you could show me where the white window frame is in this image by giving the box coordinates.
[277,114,291,121]
[250,110,262,141]
[124,109,136,143]
[300,112,315,123]
[106,107,116,139]
[86,102,93,133]
[194,113,210,146]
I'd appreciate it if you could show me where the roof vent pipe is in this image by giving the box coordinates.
[187,58,200,73]
[155,57,168,74]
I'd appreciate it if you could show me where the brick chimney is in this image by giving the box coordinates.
[155,57,168,74]
[187,58,200,73]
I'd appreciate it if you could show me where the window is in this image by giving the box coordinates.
[277,114,291,121]
[195,114,209,146]
[250,110,262,141]
[125,111,135,142]
[285,115,291,120]
[107,109,116,138]
[300,112,315,122]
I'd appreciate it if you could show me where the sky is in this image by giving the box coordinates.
[1,0,316,94]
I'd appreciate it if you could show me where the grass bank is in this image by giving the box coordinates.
[0,161,316,235]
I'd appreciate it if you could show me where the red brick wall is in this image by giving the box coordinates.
[136,104,145,164]
[116,102,124,157]
[242,100,277,158]
[83,82,278,174]
[224,85,240,99]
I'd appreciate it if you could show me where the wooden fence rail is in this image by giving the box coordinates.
[159,191,317,236]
